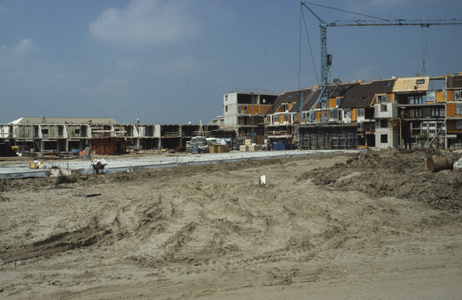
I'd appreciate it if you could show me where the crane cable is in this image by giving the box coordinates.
[299,5,319,89]
[420,25,429,76]
[301,1,388,21]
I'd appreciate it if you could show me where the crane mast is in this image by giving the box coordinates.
[300,2,462,125]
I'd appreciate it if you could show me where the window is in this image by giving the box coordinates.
[225,95,228,101]
[410,108,423,118]
[41,129,49,135]
[336,97,343,107]
[381,104,388,112]
[262,99,266,104]
[380,120,388,128]
[244,105,248,112]
[456,104,462,115]
[377,94,387,104]
[281,104,288,112]
[427,91,436,103]
[358,108,365,117]
[340,86,347,91]
[416,79,425,84]
[456,120,462,130]
[348,97,355,102]
[381,134,388,143]
[382,82,390,87]
[455,90,462,101]
[431,107,445,117]
[283,114,290,122]
[344,109,351,119]
[330,108,339,121]
[361,96,368,101]
[225,106,228,112]
[408,95,425,104]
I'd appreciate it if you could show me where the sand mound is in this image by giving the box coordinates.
[1,151,462,299]
[302,148,462,211]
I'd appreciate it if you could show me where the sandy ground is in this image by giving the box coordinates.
[1,150,462,299]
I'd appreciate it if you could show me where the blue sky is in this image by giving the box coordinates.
[1,0,461,124]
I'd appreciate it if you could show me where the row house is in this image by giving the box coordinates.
[222,91,278,143]
[394,76,447,149]
[0,117,220,154]
[445,73,462,149]
[265,88,319,140]
[262,73,462,150]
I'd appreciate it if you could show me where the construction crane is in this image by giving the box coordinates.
[300,2,462,125]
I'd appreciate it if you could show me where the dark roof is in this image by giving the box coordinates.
[447,75,462,89]
[266,88,323,115]
[266,89,311,115]
[266,79,396,115]
[290,89,321,112]
[327,82,359,98]
[339,79,396,109]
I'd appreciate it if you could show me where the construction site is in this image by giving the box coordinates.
[1,2,462,299]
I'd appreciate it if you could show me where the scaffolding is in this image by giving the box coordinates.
[298,125,358,150]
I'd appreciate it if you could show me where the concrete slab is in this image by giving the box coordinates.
[0,149,362,179]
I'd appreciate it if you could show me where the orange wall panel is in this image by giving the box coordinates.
[328,98,336,108]
[447,103,457,117]
[447,91,455,102]
[446,120,462,133]
[351,108,357,122]
[387,93,393,103]
[436,91,445,103]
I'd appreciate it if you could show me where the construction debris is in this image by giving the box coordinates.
[426,157,454,172]
[29,160,47,169]
[84,159,111,175]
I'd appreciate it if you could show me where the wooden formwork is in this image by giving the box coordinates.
[90,137,126,155]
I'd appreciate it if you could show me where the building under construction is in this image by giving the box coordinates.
[0,117,225,155]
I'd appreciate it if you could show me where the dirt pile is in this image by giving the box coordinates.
[303,148,462,211]
[1,151,462,299]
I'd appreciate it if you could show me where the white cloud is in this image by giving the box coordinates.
[13,39,40,56]
[90,0,201,46]
[0,39,78,92]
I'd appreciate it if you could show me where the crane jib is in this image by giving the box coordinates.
[327,20,462,27]
[300,1,462,125]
